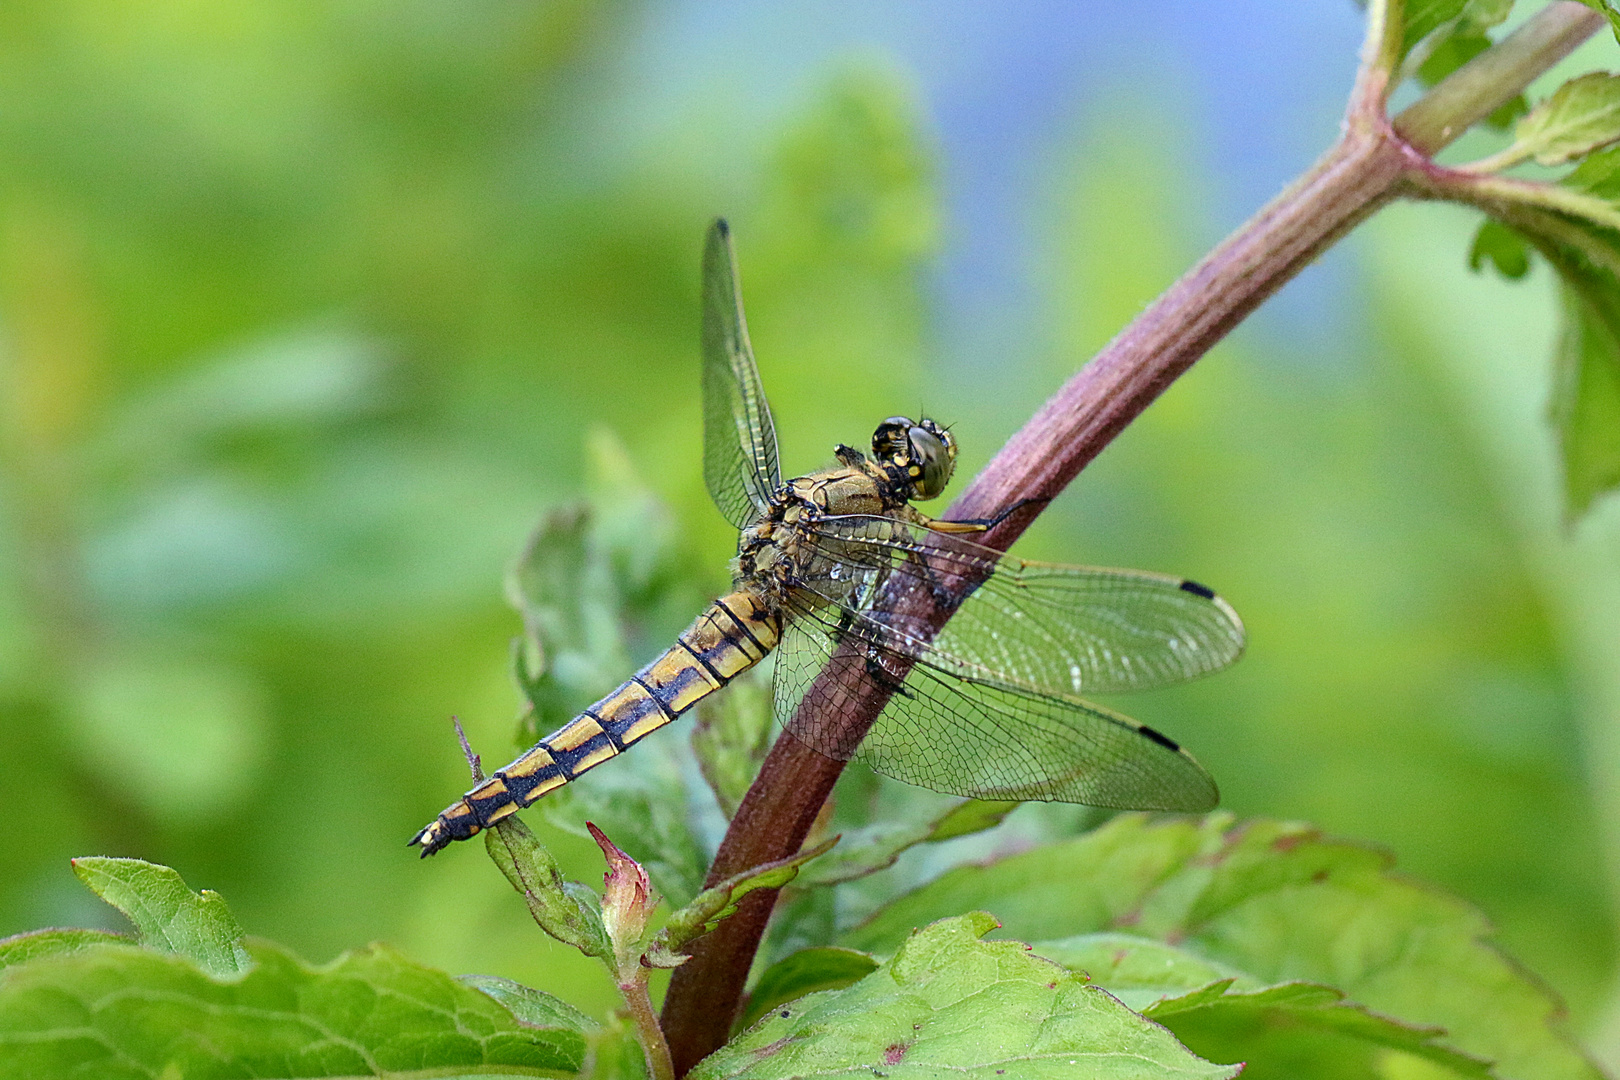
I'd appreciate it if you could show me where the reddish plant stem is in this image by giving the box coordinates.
[659,5,1604,1073]
[661,125,1412,1078]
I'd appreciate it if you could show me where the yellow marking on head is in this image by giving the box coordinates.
[548,714,607,752]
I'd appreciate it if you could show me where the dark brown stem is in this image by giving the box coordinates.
[659,4,1605,1073]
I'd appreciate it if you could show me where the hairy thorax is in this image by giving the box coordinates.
[733,460,913,608]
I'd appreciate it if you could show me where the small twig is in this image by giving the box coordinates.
[1393,2,1603,154]
[621,971,676,1080]
[453,716,484,784]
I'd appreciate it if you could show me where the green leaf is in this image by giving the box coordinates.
[737,947,880,1032]
[924,798,1020,841]
[1475,194,1620,515]
[0,938,587,1079]
[1420,30,1490,85]
[691,666,774,819]
[690,914,1236,1080]
[0,929,127,969]
[1568,143,1620,198]
[1512,72,1620,167]
[1469,219,1532,278]
[1551,283,1620,516]
[760,67,938,269]
[506,428,690,748]
[459,974,599,1034]
[484,814,611,960]
[587,1017,652,1080]
[71,857,251,978]
[798,799,1019,888]
[844,815,1601,1080]
[649,838,838,964]
[1034,933,1493,1078]
[1403,0,1474,57]
[1407,0,1516,120]
[507,500,625,741]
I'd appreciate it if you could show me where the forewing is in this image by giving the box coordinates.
[773,599,1218,810]
[702,219,781,528]
[806,516,1246,695]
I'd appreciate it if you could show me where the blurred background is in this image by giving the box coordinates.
[3,0,1619,1063]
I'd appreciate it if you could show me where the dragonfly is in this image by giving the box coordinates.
[411,219,1245,856]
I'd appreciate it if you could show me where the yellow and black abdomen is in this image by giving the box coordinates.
[410,590,781,855]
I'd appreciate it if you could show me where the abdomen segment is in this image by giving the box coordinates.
[410,590,780,856]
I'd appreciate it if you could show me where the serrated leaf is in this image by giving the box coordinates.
[507,501,626,740]
[1469,219,1532,278]
[0,928,127,969]
[1568,143,1620,198]
[1033,933,1493,1078]
[460,974,598,1033]
[507,428,688,748]
[692,914,1235,1080]
[797,799,1019,889]
[485,815,610,960]
[844,815,1601,1080]
[1551,284,1620,515]
[1513,72,1620,166]
[1477,192,1620,516]
[0,938,587,1079]
[737,947,879,1032]
[71,857,250,978]
[1031,932,1250,1011]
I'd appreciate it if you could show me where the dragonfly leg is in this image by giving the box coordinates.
[933,496,1051,532]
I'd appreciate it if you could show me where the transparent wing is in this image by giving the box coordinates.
[702,219,781,528]
[773,596,1218,810]
[804,515,1245,695]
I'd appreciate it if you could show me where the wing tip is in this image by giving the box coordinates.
[1136,724,1182,752]
[1178,578,1217,600]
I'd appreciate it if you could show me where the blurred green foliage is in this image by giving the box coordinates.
[0,0,1612,1053]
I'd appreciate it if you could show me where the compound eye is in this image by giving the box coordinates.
[908,425,955,500]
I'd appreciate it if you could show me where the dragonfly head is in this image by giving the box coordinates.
[872,416,957,501]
